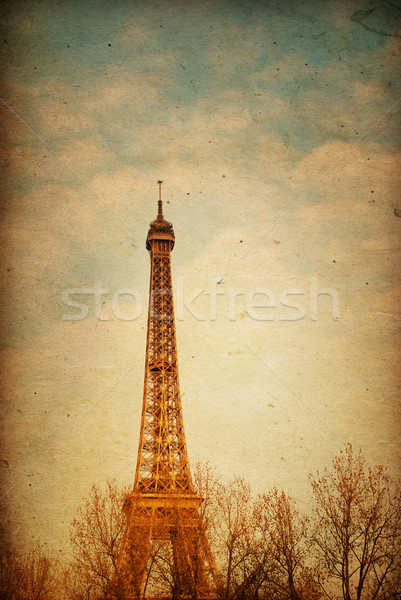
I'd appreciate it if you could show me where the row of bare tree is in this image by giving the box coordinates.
[192,444,401,600]
[1,444,400,600]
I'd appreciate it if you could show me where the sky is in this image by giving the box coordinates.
[0,0,400,556]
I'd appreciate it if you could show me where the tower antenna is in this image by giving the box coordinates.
[157,180,163,220]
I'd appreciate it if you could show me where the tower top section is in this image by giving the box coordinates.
[146,180,175,251]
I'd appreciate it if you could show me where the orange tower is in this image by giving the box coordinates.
[116,183,219,599]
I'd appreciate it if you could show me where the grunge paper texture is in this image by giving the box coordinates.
[0,0,400,553]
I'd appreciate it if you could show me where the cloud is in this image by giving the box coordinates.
[275,141,401,266]
[90,166,147,208]
[352,80,391,103]
[58,137,116,173]
[38,104,94,135]
[119,22,159,47]
[289,140,401,196]
[0,181,142,344]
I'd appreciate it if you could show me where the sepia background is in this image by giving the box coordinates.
[1,0,400,557]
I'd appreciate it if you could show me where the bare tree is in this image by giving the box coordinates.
[309,444,401,600]
[193,461,222,533]
[194,469,262,600]
[254,489,322,600]
[69,480,128,599]
[59,564,95,600]
[193,465,324,600]
[0,545,60,600]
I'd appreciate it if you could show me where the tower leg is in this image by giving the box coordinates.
[115,497,220,599]
[115,509,154,598]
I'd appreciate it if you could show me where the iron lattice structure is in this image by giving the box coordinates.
[116,184,220,600]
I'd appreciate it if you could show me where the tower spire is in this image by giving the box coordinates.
[157,180,163,220]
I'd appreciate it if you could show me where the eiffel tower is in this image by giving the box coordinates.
[115,183,220,599]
